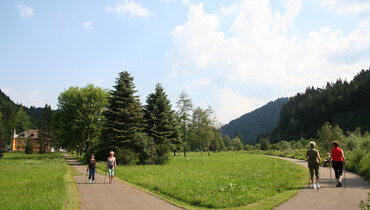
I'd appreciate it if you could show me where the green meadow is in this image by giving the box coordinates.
[0,152,79,210]
[98,152,307,209]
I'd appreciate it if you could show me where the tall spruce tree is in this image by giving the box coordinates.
[100,71,145,159]
[38,104,53,154]
[144,83,179,164]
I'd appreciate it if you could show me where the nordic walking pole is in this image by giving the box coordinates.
[343,163,346,189]
[329,162,332,188]
[104,166,107,184]
[308,169,311,188]
[85,168,88,183]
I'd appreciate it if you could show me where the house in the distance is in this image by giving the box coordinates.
[11,129,50,152]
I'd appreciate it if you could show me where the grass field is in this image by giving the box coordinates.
[0,152,79,210]
[98,152,307,209]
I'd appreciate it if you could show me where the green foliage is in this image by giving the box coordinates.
[99,152,307,209]
[15,107,32,133]
[25,138,34,154]
[176,90,193,157]
[0,152,76,209]
[232,136,244,150]
[38,104,53,154]
[144,83,179,164]
[280,141,291,151]
[223,134,232,150]
[222,98,288,144]
[99,71,145,160]
[317,122,345,153]
[273,68,370,141]
[260,138,271,150]
[56,84,108,154]
[0,134,7,158]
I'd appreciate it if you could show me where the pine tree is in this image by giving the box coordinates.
[0,133,7,158]
[39,104,53,154]
[25,138,34,154]
[100,71,145,159]
[143,83,179,164]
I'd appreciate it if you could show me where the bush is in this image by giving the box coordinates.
[0,135,7,159]
[260,138,271,151]
[116,148,139,165]
[25,139,34,154]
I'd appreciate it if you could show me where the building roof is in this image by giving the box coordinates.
[15,130,39,139]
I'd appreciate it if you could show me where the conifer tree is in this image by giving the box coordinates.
[100,71,145,156]
[143,83,179,164]
[39,104,53,154]
[0,133,7,158]
[176,91,193,157]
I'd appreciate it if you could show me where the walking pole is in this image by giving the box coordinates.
[85,168,88,183]
[343,163,346,189]
[308,169,311,188]
[104,167,107,184]
[329,162,332,188]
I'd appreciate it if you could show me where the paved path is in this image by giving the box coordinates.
[273,156,370,210]
[63,154,181,210]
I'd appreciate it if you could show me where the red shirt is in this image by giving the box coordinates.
[331,147,343,161]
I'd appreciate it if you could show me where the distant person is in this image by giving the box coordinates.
[107,151,117,184]
[329,141,346,187]
[323,153,331,167]
[306,141,321,189]
[87,154,98,184]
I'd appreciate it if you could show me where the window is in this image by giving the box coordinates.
[23,140,26,144]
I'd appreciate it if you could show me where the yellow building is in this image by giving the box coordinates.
[11,129,50,152]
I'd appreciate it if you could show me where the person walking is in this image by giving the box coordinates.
[87,154,98,184]
[329,141,346,187]
[107,151,117,184]
[306,141,321,189]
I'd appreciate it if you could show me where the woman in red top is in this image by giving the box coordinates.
[329,141,346,187]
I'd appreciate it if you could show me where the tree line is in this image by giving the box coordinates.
[53,71,245,165]
[271,68,370,143]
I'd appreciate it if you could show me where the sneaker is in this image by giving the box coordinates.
[338,182,342,187]
[336,183,341,187]
[312,184,316,189]
[317,183,320,188]
[89,179,91,183]
[92,180,95,184]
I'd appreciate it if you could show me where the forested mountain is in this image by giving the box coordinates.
[221,98,289,144]
[271,68,370,142]
[0,89,43,145]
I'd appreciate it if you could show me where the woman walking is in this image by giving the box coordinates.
[306,141,321,189]
[107,151,117,184]
[329,141,346,187]
[87,154,98,184]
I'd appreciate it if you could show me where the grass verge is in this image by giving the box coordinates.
[97,152,307,209]
[0,152,80,210]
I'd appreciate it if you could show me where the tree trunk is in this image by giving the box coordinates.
[208,147,210,156]
[200,148,203,156]
[174,151,176,156]
[183,145,187,157]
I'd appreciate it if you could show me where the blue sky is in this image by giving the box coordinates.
[1,0,370,124]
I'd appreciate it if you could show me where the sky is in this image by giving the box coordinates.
[1,0,370,125]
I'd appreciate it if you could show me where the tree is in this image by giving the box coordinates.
[232,137,244,150]
[38,104,53,154]
[0,133,7,158]
[25,138,34,154]
[56,84,108,155]
[15,107,31,132]
[190,106,215,156]
[176,91,193,157]
[317,122,345,153]
[223,135,232,150]
[99,71,145,161]
[260,138,271,150]
[144,83,179,164]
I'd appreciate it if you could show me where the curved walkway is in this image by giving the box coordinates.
[63,153,181,210]
[273,156,370,210]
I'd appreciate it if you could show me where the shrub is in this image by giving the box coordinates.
[25,139,34,154]
[0,135,7,159]
[260,138,271,150]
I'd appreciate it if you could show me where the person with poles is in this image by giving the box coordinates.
[87,154,98,184]
[106,151,117,184]
[329,141,346,187]
[306,141,321,189]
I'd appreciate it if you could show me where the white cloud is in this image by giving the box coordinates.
[1,88,48,108]
[16,4,34,18]
[83,21,93,30]
[159,0,175,3]
[107,0,154,17]
[318,0,370,15]
[92,80,103,85]
[167,0,370,123]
